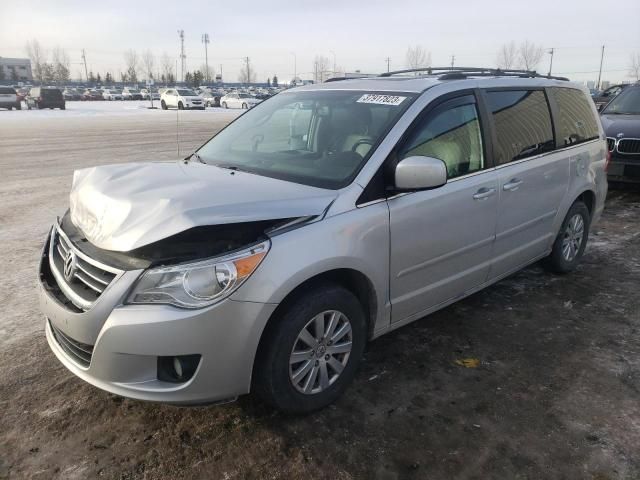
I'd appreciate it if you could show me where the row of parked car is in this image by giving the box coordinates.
[0,84,284,111]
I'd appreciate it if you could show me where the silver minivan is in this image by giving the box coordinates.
[39,68,608,413]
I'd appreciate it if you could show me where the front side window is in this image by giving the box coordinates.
[553,88,600,146]
[177,89,195,96]
[400,101,484,179]
[197,90,416,189]
[486,90,555,164]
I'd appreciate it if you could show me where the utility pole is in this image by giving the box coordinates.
[450,54,455,69]
[547,48,554,76]
[330,50,336,75]
[290,52,296,85]
[385,57,391,72]
[81,49,89,82]
[596,45,605,91]
[202,33,210,82]
[243,57,251,85]
[219,64,223,83]
[177,29,186,82]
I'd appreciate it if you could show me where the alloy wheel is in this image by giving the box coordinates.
[289,310,353,395]
[561,213,585,261]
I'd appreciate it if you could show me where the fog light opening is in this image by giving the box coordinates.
[158,354,201,383]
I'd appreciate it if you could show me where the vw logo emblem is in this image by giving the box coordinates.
[63,250,77,282]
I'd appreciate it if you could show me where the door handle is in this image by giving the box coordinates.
[503,178,524,191]
[473,187,496,200]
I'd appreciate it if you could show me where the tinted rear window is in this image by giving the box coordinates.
[552,88,600,146]
[42,89,63,98]
[486,90,555,164]
[0,87,16,94]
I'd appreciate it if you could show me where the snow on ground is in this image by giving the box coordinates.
[0,100,238,123]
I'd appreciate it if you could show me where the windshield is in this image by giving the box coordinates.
[602,88,640,115]
[196,90,416,189]
[178,89,196,96]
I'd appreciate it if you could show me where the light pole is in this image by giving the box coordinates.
[547,48,554,76]
[290,52,297,85]
[202,33,210,82]
[330,50,336,75]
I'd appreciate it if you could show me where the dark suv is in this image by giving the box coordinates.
[601,85,640,183]
[26,87,66,110]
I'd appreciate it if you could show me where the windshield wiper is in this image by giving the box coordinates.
[215,164,252,173]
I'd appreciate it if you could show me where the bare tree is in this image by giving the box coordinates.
[160,52,174,85]
[124,49,139,83]
[25,39,47,83]
[496,41,518,69]
[313,55,331,83]
[405,45,431,72]
[238,57,256,84]
[629,52,640,82]
[51,47,70,85]
[141,49,155,81]
[518,41,544,71]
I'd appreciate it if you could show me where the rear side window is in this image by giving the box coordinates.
[42,89,62,98]
[0,87,16,94]
[552,88,599,146]
[486,90,555,164]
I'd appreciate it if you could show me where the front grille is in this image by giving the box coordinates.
[49,320,94,367]
[48,224,121,311]
[618,138,640,155]
[606,138,616,152]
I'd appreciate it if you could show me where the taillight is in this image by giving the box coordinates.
[37,96,42,102]
[605,150,611,172]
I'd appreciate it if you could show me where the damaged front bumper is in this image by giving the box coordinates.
[39,227,278,404]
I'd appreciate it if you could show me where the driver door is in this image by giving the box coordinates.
[388,94,499,323]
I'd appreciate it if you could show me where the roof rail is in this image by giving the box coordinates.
[379,67,569,82]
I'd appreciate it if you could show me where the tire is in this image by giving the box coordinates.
[16,104,21,110]
[178,102,184,110]
[161,100,167,110]
[253,285,367,414]
[242,103,248,109]
[544,201,590,274]
[61,105,65,110]
[7,106,12,110]
[222,102,227,109]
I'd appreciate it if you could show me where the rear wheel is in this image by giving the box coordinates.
[16,103,21,110]
[242,103,248,109]
[253,285,367,414]
[544,201,590,274]
[178,102,184,110]
[7,106,12,110]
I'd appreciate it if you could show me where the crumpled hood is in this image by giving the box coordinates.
[69,161,337,252]
[600,114,640,138]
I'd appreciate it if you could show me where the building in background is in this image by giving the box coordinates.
[0,57,33,82]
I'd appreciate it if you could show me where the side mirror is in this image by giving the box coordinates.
[395,156,447,191]
[597,103,604,112]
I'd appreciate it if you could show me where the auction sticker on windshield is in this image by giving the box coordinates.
[357,94,406,106]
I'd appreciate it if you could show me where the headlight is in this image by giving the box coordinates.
[126,241,269,309]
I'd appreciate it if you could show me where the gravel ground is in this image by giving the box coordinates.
[1,102,639,480]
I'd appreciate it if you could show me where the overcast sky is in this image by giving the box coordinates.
[2,0,639,84]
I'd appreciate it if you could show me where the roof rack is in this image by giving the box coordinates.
[379,67,569,82]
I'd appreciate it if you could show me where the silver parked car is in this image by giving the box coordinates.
[39,68,607,413]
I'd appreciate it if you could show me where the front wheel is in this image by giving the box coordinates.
[544,201,590,274]
[222,102,227,109]
[242,103,248,109]
[178,102,184,110]
[161,100,167,110]
[16,103,21,110]
[253,285,367,414]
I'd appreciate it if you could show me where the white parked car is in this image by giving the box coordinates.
[102,89,123,101]
[220,93,262,109]
[140,88,160,100]
[122,88,142,100]
[160,88,205,110]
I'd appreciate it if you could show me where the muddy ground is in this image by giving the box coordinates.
[1,103,639,479]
